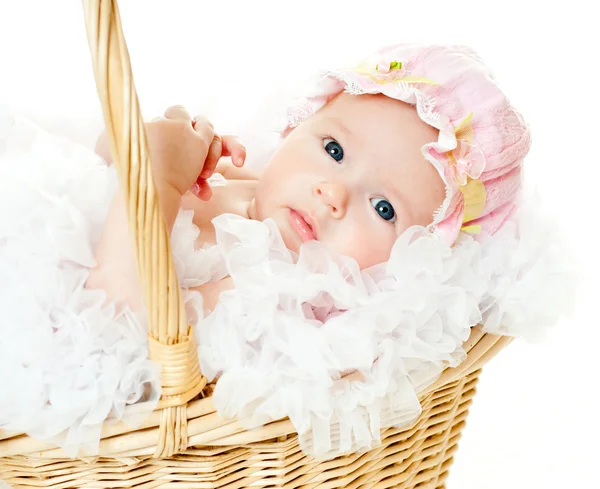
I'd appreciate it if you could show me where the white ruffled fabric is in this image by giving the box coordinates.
[0,110,576,459]
[197,199,576,458]
[0,112,161,454]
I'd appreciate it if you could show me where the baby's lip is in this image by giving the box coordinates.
[297,209,320,239]
[290,208,319,241]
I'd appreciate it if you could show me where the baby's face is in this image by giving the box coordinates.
[251,93,445,269]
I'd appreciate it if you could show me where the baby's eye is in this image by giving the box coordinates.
[370,198,396,223]
[323,138,344,162]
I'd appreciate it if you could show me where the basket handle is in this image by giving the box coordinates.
[81,0,205,456]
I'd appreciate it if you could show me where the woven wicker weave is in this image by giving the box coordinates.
[0,1,511,487]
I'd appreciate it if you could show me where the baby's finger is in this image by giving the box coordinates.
[201,134,223,179]
[192,115,215,148]
[221,135,247,167]
[191,178,213,201]
[164,105,192,122]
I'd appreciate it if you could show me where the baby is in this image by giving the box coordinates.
[88,43,530,314]
[4,44,564,458]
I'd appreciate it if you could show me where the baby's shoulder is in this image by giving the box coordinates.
[181,169,256,231]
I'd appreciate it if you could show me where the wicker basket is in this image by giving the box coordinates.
[0,1,511,487]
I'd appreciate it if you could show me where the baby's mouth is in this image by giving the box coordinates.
[289,209,317,242]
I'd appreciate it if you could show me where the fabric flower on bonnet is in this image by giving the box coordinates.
[448,113,486,186]
[355,54,439,86]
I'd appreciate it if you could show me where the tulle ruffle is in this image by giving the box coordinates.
[0,111,576,459]
[197,196,576,458]
[0,113,161,455]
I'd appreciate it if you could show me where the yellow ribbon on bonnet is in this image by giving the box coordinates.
[447,113,487,234]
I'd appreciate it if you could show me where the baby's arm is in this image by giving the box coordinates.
[86,106,219,310]
[85,184,183,310]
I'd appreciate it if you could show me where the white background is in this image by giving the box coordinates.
[1,1,598,487]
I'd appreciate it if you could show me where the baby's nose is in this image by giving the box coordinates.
[313,181,349,219]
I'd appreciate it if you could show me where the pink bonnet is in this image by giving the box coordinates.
[283,44,532,244]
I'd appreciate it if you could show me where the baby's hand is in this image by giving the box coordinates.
[145,105,246,200]
[144,105,214,197]
[190,125,247,201]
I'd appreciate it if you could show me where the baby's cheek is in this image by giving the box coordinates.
[335,229,395,269]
